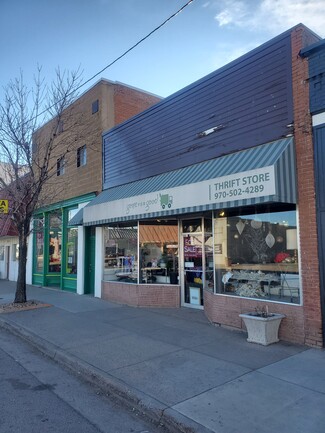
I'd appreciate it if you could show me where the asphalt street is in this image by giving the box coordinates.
[0,327,166,433]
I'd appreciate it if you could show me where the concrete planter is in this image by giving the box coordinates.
[239,312,285,345]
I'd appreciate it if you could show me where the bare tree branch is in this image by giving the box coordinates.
[0,67,82,302]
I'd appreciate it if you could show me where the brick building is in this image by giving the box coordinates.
[82,24,325,347]
[29,79,161,292]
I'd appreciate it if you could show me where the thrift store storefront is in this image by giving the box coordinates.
[83,138,301,323]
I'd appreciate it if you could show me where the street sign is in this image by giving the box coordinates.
[0,200,9,214]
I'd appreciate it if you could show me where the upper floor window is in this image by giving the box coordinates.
[92,99,99,114]
[58,120,64,133]
[77,145,87,167]
[57,156,65,176]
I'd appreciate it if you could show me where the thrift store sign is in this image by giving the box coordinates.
[85,166,275,222]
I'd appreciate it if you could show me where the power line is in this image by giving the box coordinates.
[77,0,195,92]
[34,0,195,122]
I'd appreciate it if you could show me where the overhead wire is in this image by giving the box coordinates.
[77,0,194,92]
[32,0,195,122]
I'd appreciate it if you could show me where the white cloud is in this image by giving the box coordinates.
[211,41,262,70]
[215,1,251,27]
[214,0,325,37]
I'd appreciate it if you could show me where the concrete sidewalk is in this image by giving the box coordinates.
[1,281,325,433]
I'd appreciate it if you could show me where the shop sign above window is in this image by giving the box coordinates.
[85,166,276,222]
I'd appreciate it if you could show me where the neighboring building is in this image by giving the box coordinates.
[300,39,325,346]
[29,79,161,294]
[82,24,325,347]
[0,211,19,281]
[0,163,26,281]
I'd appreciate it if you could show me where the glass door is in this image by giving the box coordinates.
[181,219,204,308]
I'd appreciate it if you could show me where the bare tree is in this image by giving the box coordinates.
[0,68,82,303]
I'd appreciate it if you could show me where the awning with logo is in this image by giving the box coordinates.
[83,137,296,226]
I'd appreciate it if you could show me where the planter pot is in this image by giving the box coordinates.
[239,313,285,345]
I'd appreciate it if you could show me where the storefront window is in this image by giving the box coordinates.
[12,244,19,261]
[65,209,78,275]
[67,227,78,274]
[0,246,4,261]
[34,216,44,272]
[204,218,214,291]
[139,222,178,284]
[49,212,62,273]
[214,209,300,304]
[103,226,138,283]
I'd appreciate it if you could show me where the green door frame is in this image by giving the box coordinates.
[84,226,95,295]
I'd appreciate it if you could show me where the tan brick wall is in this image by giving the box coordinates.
[35,80,162,208]
[102,281,180,308]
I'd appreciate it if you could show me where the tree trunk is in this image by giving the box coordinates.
[14,233,28,303]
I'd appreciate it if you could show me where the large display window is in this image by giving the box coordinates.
[103,221,179,285]
[213,208,300,304]
[103,225,138,283]
[139,221,178,284]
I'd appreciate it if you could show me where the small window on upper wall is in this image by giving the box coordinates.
[77,145,87,167]
[58,120,64,133]
[57,157,65,176]
[92,99,99,114]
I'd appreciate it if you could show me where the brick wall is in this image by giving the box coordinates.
[35,80,162,208]
[291,26,323,347]
[114,84,161,126]
[204,291,305,345]
[204,26,324,348]
[102,281,180,308]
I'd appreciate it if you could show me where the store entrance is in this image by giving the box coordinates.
[181,217,214,308]
[84,227,95,295]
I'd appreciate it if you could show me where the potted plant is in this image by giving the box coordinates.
[239,306,285,345]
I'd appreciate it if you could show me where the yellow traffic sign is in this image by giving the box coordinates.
[0,200,9,214]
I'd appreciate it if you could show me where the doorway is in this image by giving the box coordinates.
[84,227,95,295]
[181,218,204,308]
[180,217,214,308]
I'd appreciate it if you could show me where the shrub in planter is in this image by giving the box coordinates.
[239,306,285,346]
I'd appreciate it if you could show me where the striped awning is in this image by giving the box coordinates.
[83,137,296,226]
[67,208,84,226]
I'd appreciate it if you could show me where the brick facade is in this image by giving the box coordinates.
[102,281,180,308]
[204,26,324,347]
[291,27,323,346]
[35,80,161,207]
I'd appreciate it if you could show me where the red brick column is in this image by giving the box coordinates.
[291,26,323,346]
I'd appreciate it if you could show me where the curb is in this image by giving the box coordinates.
[0,317,213,433]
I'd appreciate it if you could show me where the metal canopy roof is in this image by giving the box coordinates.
[84,137,296,226]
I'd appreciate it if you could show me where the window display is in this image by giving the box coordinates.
[66,227,78,274]
[103,226,138,283]
[103,222,179,285]
[214,209,300,303]
[139,222,178,285]
[49,212,62,273]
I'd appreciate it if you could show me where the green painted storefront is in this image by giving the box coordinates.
[32,193,95,292]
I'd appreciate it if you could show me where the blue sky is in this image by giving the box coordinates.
[1,0,324,101]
